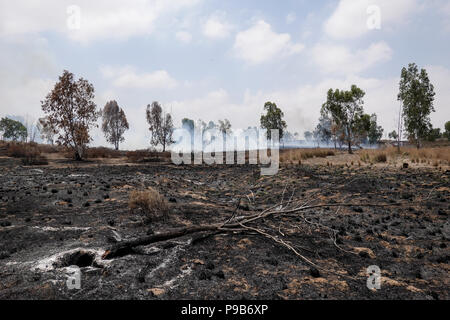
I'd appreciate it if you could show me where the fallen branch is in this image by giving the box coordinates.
[102,201,403,260]
[102,224,220,259]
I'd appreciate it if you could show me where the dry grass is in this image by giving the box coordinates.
[360,146,450,165]
[399,147,450,163]
[373,153,387,163]
[86,147,124,159]
[5,142,48,165]
[126,150,171,163]
[129,188,169,222]
[36,144,60,154]
[280,148,335,163]
[6,143,30,158]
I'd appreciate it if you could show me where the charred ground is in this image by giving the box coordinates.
[0,157,448,300]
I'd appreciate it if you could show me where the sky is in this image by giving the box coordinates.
[0,0,449,149]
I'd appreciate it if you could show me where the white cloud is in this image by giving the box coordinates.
[286,12,296,24]
[324,0,419,39]
[0,37,57,121]
[233,20,304,64]
[0,0,202,43]
[202,13,233,39]
[0,76,54,121]
[170,89,243,126]
[311,42,393,75]
[176,31,192,43]
[101,66,178,89]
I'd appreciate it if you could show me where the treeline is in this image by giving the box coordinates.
[0,63,448,160]
[311,85,384,153]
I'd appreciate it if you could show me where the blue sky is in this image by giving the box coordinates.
[1,0,449,149]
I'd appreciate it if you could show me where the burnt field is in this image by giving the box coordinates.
[0,159,449,300]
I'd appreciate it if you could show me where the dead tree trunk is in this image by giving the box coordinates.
[102,224,220,259]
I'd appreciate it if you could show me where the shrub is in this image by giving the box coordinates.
[87,147,123,159]
[126,150,150,163]
[280,148,335,163]
[21,152,48,165]
[6,143,48,165]
[126,150,171,163]
[374,153,387,163]
[129,188,169,222]
[37,144,60,154]
[7,143,29,158]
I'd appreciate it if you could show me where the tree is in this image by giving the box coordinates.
[426,128,441,142]
[146,102,174,152]
[0,117,27,141]
[304,131,313,141]
[313,128,321,147]
[101,101,129,150]
[24,115,38,143]
[37,117,56,145]
[206,121,217,131]
[388,130,398,141]
[396,105,404,154]
[197,119,207,134]
[283,131,295,142]
[398,63,436,149]
[321,85,366,154]
[318,105,343,149]
[260,102,287,140]
[181,118,195,150]
[182,118,195,132]
[315,114,332,146]
[41,70,99,160]
[218,119,231,134]
[367,114,384,145]
[218,119,232,151]
[354,113,371,147]
[443,121,450,140]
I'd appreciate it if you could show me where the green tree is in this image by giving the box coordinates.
[426,128,441,142]
[41,70,99,160]
[315,113,332,146]
[367,114,384,145]
[101,100,129,150]
[354,113,371,146]
[260,102,287,140]
[304,131,313,141]
[146,102,174,152]
[181,118,195,132]
[443,121,450,140]
[0,117,27,141]
[321,85,366,154]
[388,130,398,141]
[398,63,436,149]
[218,119,231,134]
